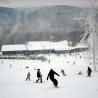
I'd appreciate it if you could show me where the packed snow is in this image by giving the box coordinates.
[0,52,98,98]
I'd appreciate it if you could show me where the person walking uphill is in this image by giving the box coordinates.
[47,69,60,87]
[36,69,42,83]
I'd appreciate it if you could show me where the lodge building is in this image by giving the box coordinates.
[1,41,88,55]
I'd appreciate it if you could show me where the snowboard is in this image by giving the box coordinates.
[54,86,60,88]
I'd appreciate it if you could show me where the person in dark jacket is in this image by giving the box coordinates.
[36,69,42,83]
[26,72,31,81]
[87,66,92,77]
[61,69,67,76]
[47,69,60,87]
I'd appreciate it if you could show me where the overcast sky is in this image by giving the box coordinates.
[0,0,97,8]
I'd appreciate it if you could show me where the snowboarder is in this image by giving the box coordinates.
[36,69,42,83]
[87,66,92,77]
[61,69,66,76]
[26,72,31,81]
[47,69,60,87]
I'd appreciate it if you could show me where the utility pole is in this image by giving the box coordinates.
[25,41,28,56]
[0,41,2,56]
[91,0,96,71]
[0,41,1,52]
[49,36,55,55]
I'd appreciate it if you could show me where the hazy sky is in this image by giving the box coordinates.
[0,0,97,8]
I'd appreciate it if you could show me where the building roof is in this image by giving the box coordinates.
[27,41,70,51]
[1,44,27,52]
[1,40,88,52]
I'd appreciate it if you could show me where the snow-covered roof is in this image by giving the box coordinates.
[74,43,88,49]
[1,41,88,52]
[51,41,70,50]
[27,41,70,51]
[27,41,50,50]
[1,44,27,52]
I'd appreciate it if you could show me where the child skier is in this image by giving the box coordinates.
[47,69,60,87]
[26,72,31,81]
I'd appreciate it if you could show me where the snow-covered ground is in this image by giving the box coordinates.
[0,52,98,98]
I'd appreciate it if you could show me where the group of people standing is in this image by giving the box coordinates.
[26,66,92,88]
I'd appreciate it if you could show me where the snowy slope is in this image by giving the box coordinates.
[0,53,98,98]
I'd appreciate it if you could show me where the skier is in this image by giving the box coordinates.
[26,72,31,81]
[26,66,29,69]
[48,59,50,63]
[61,69,66,76]
[78,71,82,75]
[36,69,42,83]
[47,69,60,87]
[87,66,92,77]
[73,61,75,65]
[10,64,12,68]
